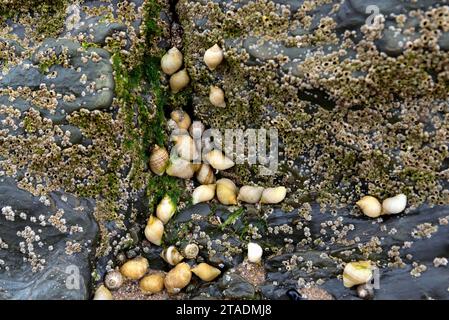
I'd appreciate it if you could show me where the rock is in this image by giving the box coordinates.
[219,271,256,299]
[0,177,99,299]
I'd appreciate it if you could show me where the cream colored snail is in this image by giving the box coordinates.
[182,243,200,259]
[238,186,264,204]
[104,270,123,290]
[260,186,287,204]
[191,263,221,281]
[343,261,373,288]
[204,44,224,70]
[170,68,190,93]
[247,242,263,263]
[120,257,149,280]
[173,134,198,161]
[196,163,216,185]
[156,194,176,224]
[356,195,382,218]
[166,157,195,179]
[93,285,113,300]
[209,86,226,108]
[382,194,407,215]
[170,110,191,131]
[164,262,192,294]
[189,121,205,138]
[161,245,184,266]
[144,216,164,246]
[216,178,238,205]
[205,150,234,170]
[149,145,169,176]
[192,184,216,204]
[140,273,165,294]
[161,47,183,75]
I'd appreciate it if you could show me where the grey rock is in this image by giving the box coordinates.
[0,177,99,300]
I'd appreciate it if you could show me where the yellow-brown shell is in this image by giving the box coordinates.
[149,145,169,176]
[164,262,192,294]
[120,257,149,280]
[139,273,165,294]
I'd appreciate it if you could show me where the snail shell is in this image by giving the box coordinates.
[260,186,287,204]
[144,216,164,246]
[204,44,224,70]
[216,178,238,205]
[205,149,234,170]
[182,243,200,259]
[120,256,149,280]
[140,273,165,294]
[170,110,191,131]
[93,285,113,300]
[192,184,216,204]
[237,186,264,204]
[166,157,195,179]
[382,194,407,215]
[209,86,226,108]
[191,263,221,282]
[189,121,205,138]
[156,195,176,224]
[170,68,190,93]
[149,145,169,176]
[196,164,216,185]
[247,242,263,263]
[161,47,183,75]
[357,283,374,300]
[104,270,123,290]
[164,262,192,294]
[161,245,184,266]
[173,134,199,161]
[356,195,382,218]
[343,261,373,288]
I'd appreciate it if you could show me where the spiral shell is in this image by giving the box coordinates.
[170,68,190,93]
[237,186,264,204]
[173,134,199,161]
[209,86,226,108]
[166,157,195,179]
[205,150,235,170]
[144,216,164,246]
[343,261,373,288]
[191,263,221,282]
[149,145,169,176]
[204,44,224,70]
[164,262,192,294]
[140,273,165,294]
[156,195,176,224]
[189,121,205,138]
[161,47,183,75]
[105,270,123,290]
[120,257,149,280]
[161,245,184,266]
[192,184,216,204]
[182,243,200,259]
[196,164,215,185]
[357,283,374,300]
[356,195,382,218]
[170,110,191,131]
[216,178,238,205]
[382,194,407,215]
[260,187,287,204]
[93,285,113,300]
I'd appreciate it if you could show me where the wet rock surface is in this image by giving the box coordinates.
[0,177,98,299]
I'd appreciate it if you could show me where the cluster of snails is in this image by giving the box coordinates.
[342,261,376,300]
[204,44,226,108]
[356,193,407,218]
[94,243,206,299]
[161,47,190,93]
[193,182,287,206]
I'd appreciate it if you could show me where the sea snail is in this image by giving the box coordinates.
[144,215,164,246]
[247,242,263,263]
[192,184,216,204]
[260,186,287,204]
[156,194,176,224]
[216,178,238,205]
[164,262,192,294]
[204,44,224,70]
[161,47,183,75]
[191,263,221,281]
[120,256,149,280]
[343,261,373,288]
